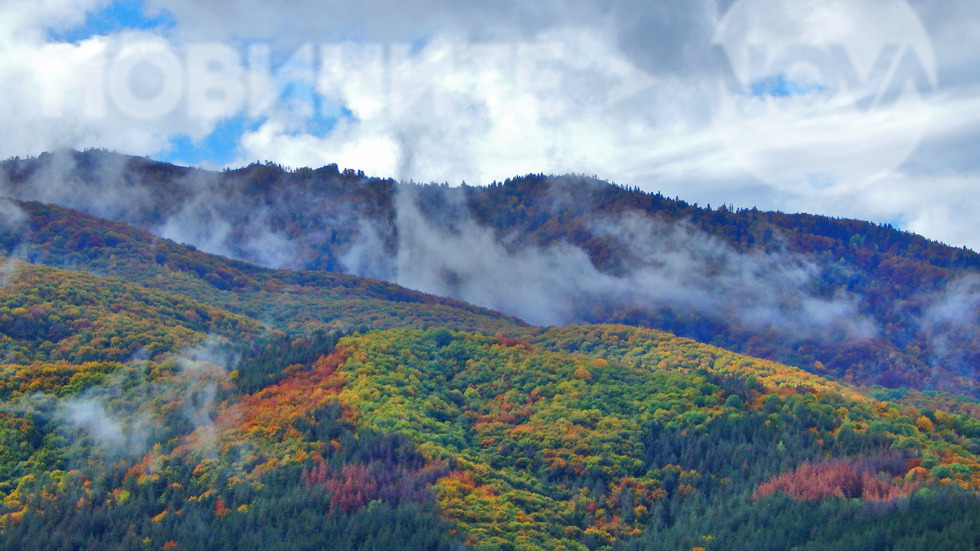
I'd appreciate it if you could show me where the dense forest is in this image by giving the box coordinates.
[2,150,979,397]
[0,151,978,549]
[0,319,978,549]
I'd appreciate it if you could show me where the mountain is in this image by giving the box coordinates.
[0,151,978,549]
[2,149,978,397]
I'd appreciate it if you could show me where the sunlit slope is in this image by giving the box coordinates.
[0,323,977,549]
[0,259,263,363]
[319,327,980,549]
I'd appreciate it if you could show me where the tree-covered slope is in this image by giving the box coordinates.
[318,327,980,550]
[0,260,262,364]
[1,322,977,550]
[2,149,978,396]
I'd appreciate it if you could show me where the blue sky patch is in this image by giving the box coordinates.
[750,74,825,97]
[50,0,175,43]
[158,104,349,168]
[160,115,256,167]
[317,97,354,129]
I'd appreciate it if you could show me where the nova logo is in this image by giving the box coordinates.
[713,0,937,188]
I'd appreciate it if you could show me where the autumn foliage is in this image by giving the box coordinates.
[301,457,448,514]
[754,458,919,502]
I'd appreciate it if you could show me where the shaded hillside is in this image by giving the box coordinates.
[1,150,979,396]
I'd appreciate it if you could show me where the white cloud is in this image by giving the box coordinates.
[223,28,664,184]
[238,117,402,176]
[0,0,107,43]
[0,30,224,157]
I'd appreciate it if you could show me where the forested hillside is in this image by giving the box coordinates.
[0,152,978,549]
[2,150,979,396]
[0,318,978,550]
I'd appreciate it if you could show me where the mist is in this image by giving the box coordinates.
[0,198,26,228]
[46,338,239,464]
[0,150,305,269]
[153,171,300,270]
[3,151,864,338]
[61,398,153,457]
[0,197,27,286]
[920,275,980,383]
[178,338,237,430]
[334,183,876,343]
[0,151,917,343]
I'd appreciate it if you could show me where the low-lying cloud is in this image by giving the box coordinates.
[0,196,28,287]
[920,275,980,382]
[351,185,876,341]
[47,338,240,461]
[62,397,153,457]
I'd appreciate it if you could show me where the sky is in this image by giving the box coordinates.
[2,0,980,250]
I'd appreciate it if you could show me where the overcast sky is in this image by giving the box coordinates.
[2,0,980,250]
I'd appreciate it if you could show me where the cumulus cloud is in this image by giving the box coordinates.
[0,30,196,156]
[143,0,605,46]
[229,28,662,187]
[0,0,108,43]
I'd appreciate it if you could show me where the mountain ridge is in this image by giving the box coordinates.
[3,149,977,397]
